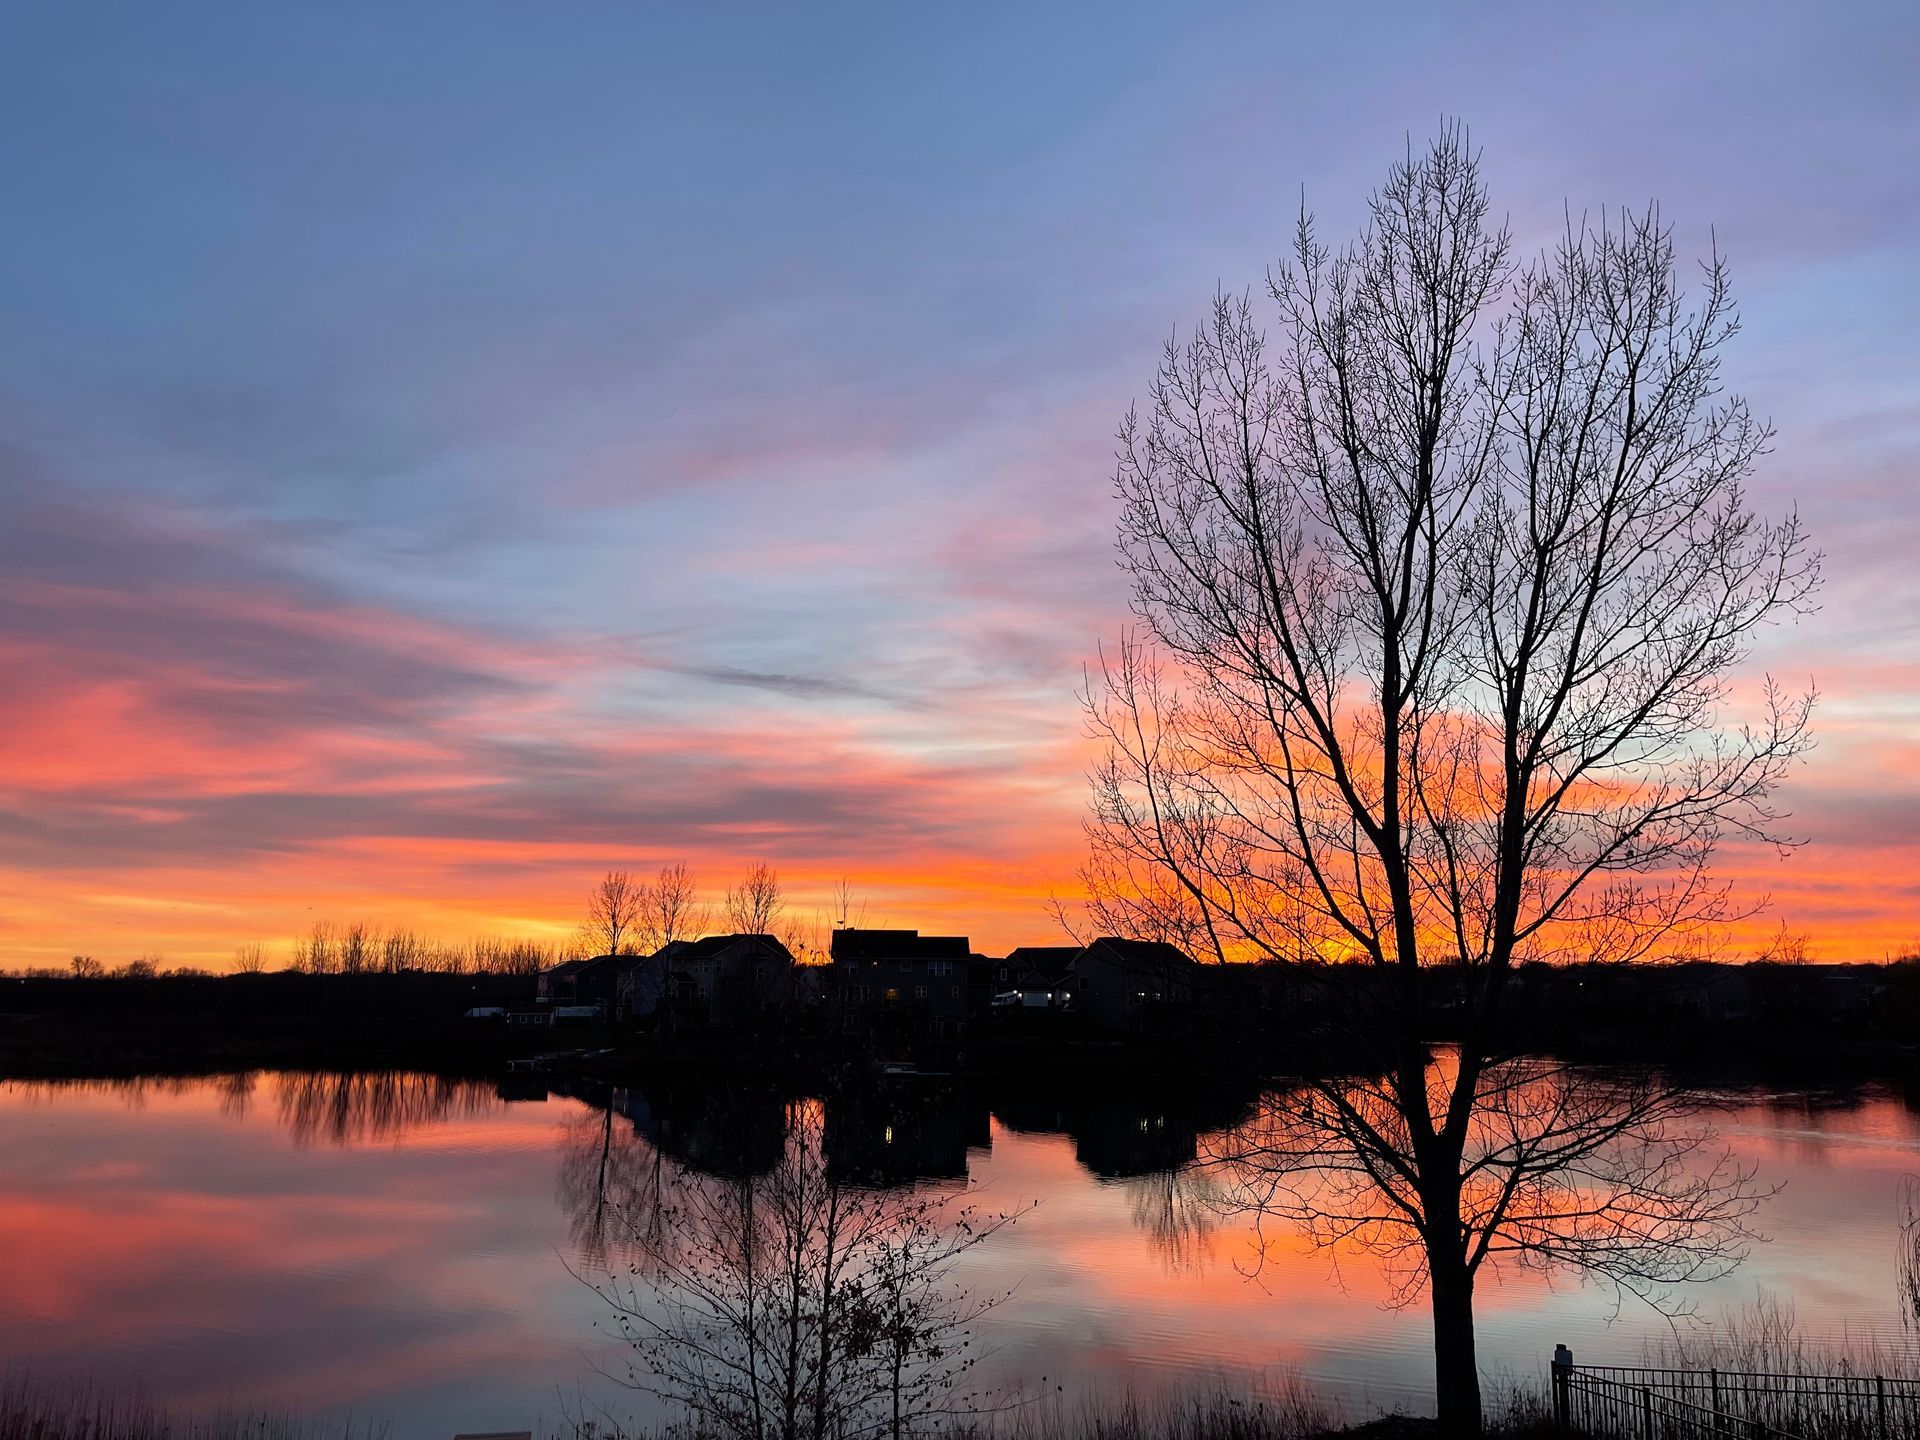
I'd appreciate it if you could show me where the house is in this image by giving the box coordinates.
[995,945,1080,1011]
[1073,936,1197,1033]
[620,934,798,1028]
[537,957,590,1004]
[569,953,653,1009]
[830,928,973,1039]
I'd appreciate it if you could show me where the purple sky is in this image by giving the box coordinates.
[1,3,1916,964]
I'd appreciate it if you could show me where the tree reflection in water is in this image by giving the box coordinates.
[1901,1174,1920,1335]
[1122,1165,1221,1275]
[273,1071,500,1147]
[2,1069,502,1146]
[565,1095,1031,1440]
[554,1083,675,1266]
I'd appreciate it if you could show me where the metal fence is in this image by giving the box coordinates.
[1550,1345,1920,1440]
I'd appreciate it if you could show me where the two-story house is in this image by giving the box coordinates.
[829,928,972,1039]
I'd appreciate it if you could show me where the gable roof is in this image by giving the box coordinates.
[1004,945,1081,983]
[656,933,796,964]
[576,951,652,975]
[1086,937,1196,971]
[830,928,971,963]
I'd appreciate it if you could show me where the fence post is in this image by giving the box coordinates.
[1552,1344,1572,1430]
[1877,1375,1888,1440]
[1711,1368,1722,1436]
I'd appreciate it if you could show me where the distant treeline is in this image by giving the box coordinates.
[11,857,827,979]
[12,920,569,980]
[278,920,559,977]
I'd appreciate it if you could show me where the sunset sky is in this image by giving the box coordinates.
[3,3,1916,969]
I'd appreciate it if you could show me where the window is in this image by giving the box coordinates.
[850,985,868,1002]
[929,960,952,977]
[899,958,915,972]
[914,985,928,999]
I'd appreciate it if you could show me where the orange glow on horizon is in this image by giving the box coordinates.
[0,569,1909,973]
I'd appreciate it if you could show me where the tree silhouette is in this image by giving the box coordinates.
[587,870,647,956]
[582,1101,1029,1440]
[640,860,710,952]
[1079,125,1814,1432]
[726,862,786,937]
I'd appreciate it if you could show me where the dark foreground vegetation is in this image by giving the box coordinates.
[0,1378,1545,1440]
[0,970,530,1076]
[3,960,1920,1090]
[11,1330,1918,1440]
[4,956,1919,1085]
[16,1344,1919,1440]
[0,1376,386,1440]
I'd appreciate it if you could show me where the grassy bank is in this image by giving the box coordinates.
[0,1383,1535,1440]
[0,1376,384,1440]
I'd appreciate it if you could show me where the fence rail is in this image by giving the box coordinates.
[1550,1345,1920,1440]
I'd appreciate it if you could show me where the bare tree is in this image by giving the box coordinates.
[232,942,269,975]
[642,860,709,951]
[381,927,424,973]
[830,876,867,931]
[338,920,375,976]
[68,955,103,979]
[1754,920,1813,965]
[1079,126,1816,1432]
[588,870,647,956]
[293,920,339,974]
[471,935,552,975]
[726,862,785,937]
[584,1101,1028,1440]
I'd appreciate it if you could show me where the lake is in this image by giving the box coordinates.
[3,1068,1918,1437]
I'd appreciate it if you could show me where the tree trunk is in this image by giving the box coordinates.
[1428,1245,1482,1435]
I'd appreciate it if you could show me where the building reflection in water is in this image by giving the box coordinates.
[11,1064,1920,1428]
[544,1069,1266,1271]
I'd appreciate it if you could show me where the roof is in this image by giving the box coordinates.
[657,934,796,963]
[1085,937,1196,971]
[575,951,653,975]
[541,958,588,978]
[1004,945,1082,982]
[830,928,971,963]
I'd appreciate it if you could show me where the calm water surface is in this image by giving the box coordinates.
[3,1069,1918,1437]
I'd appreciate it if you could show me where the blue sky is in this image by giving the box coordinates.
[2,2,1917,962]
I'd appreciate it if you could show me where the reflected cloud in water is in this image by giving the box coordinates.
[6,1067,1920,1432]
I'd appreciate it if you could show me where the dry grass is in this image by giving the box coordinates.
[964,1383,1345,1440]
[0,1377,384,1440]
